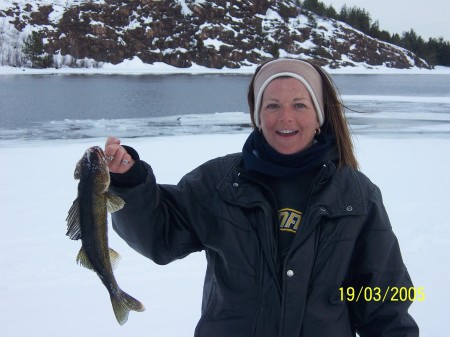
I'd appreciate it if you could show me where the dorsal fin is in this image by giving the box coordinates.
[66,197,82,240]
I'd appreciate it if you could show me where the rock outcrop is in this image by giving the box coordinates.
[0,0,429,69]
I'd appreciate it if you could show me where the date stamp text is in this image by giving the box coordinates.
[339,286,425,302]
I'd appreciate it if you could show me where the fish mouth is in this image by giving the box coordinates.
[87,146,104,156]
[86,146,106,160]
[85,146,107,163]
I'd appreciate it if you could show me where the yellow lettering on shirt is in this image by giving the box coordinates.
[278,208,303,234]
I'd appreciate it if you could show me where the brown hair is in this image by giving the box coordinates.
[247,59,359,170]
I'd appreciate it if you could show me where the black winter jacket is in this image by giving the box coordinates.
[110,153,419,337]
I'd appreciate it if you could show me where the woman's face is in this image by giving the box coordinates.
[259,77,320,155]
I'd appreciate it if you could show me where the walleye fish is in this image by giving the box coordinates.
[66,146,145,325]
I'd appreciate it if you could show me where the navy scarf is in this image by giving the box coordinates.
[242,130,336,178]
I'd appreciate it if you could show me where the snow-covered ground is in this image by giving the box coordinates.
[1,132,449,337]
[1,56,450,75]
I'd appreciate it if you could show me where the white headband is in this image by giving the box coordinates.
[253,59,324,128]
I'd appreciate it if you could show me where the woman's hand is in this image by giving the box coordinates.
[104,136,135,174]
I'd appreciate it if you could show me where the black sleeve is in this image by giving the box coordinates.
[109,145,148,188]
[109,160,205,265]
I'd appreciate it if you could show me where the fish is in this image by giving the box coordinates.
[66,146,145,325]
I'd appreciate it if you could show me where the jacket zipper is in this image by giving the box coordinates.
[278,163,331,337]
[239,172,283,293]
[283,163,330,263]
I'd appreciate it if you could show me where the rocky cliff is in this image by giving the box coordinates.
[0,0,430,69]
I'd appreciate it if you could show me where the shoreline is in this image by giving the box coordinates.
[1,59,450,76]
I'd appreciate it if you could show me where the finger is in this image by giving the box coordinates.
[115,153,135,174]
[105,137,121,163]
[120,153,134,167]
[105,143,121,166]
[108,147,135,174]
[109,145,127,168]
[105,136,120,150]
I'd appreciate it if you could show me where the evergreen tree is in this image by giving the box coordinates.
[302,0,327,16]
[22,31,51,68]
[426,37,450,66]
[339,6,372,34]
[301,0,450,66]
[401,29,426,57]
[339,5,349,22]
[325,5,338,19]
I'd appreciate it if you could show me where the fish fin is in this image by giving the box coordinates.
[109,248,121,270]
[66,197,82,240]
[106,193,125,213]
[76,247,95,271]
[111,290,146,325]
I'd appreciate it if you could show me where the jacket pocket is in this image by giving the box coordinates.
[312,239,357,285]
[318,217,361,243]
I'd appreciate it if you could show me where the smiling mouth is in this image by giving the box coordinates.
[276,130,299,136]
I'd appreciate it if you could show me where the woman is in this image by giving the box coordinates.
[105,59,419,336]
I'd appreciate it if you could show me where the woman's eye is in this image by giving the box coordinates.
[294,103,306,109]
[265,103,279,110]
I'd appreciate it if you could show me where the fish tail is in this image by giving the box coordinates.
[111,290,145,325]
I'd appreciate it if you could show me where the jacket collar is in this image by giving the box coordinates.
[217,155,368,217]
[217,156,269,207]
[309,163,368,217]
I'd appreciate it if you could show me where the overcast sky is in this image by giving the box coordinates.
[319,0,450,41]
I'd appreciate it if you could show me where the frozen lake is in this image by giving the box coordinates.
[1,73,450,140]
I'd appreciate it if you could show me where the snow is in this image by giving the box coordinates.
[175,0,193,16]
[1,128,449,336]
[1,55,449,75]
[264,8,284,22]
[203,38,233,51]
